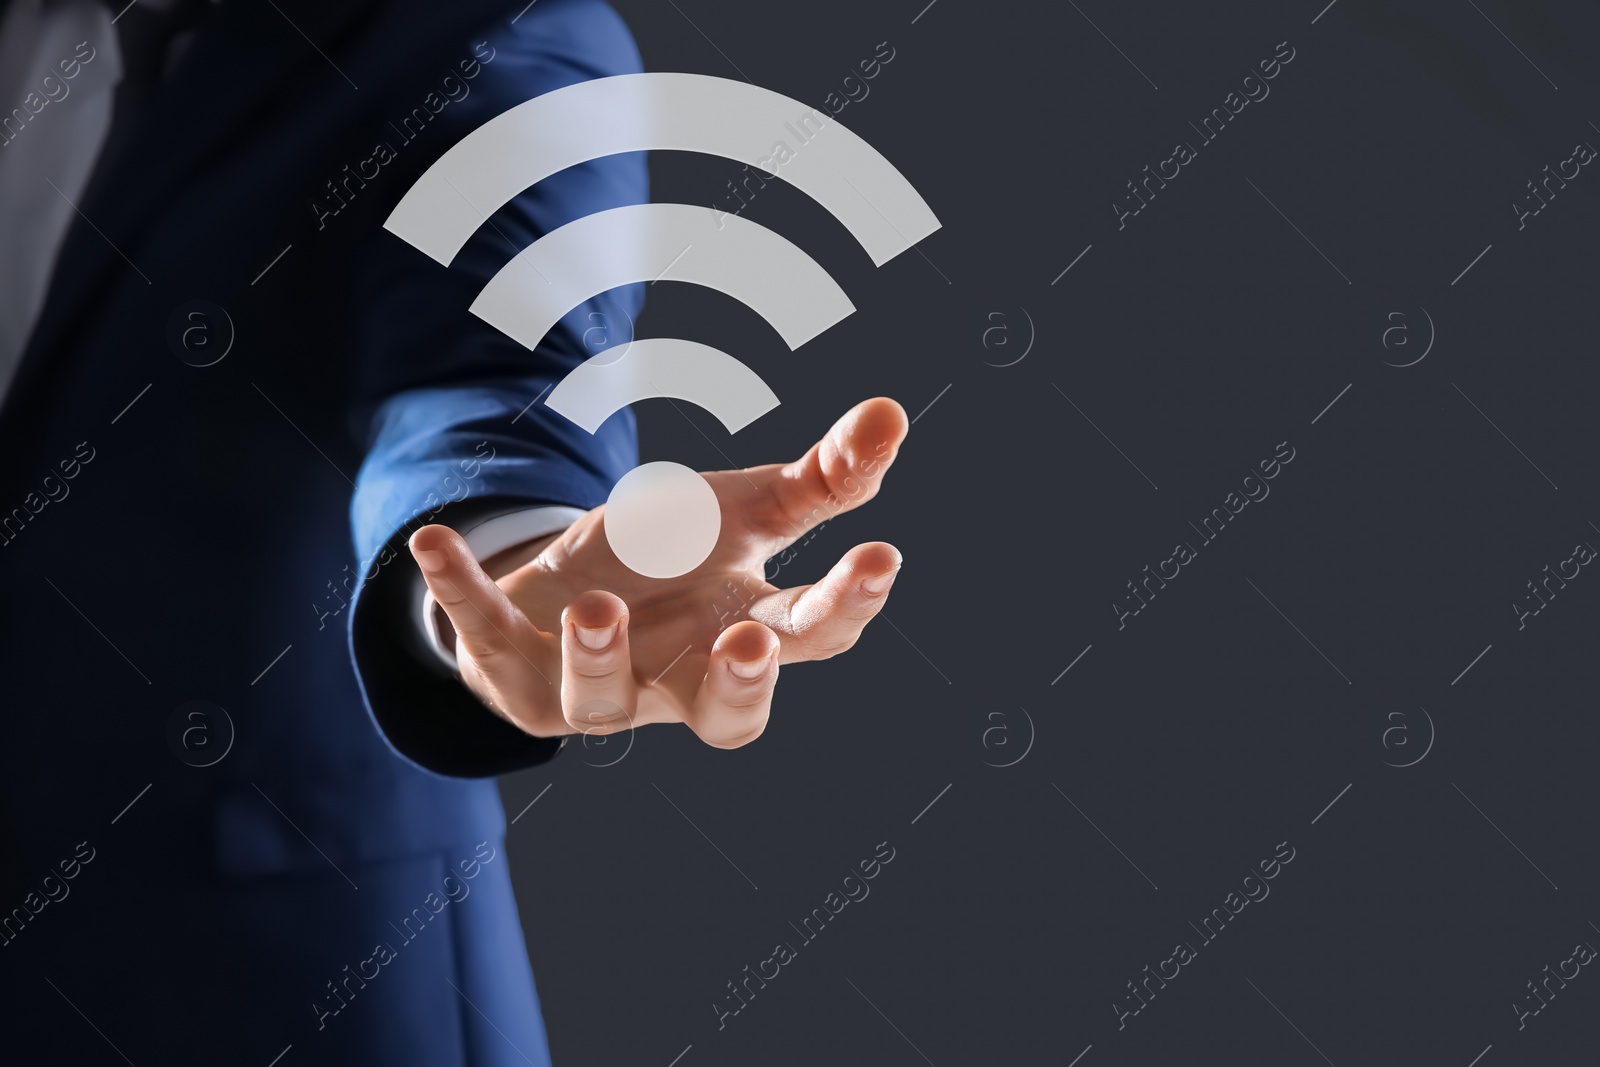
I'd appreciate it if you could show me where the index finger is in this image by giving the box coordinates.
[726,396,909,549]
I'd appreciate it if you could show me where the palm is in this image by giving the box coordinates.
[409,398,908,748]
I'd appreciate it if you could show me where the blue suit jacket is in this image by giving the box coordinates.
[0,1,645,1063]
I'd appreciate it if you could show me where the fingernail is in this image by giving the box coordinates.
[574,622,617,651]
[728,653,770,680]
[412,548,446,574]
[861,565,900,596]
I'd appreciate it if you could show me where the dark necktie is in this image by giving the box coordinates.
[98,0,213,165]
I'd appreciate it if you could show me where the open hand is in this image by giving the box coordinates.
[406,397,908,749]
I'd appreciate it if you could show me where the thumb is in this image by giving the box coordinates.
[408,524,541,668]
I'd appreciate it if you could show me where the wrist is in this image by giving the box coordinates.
[482,529,562,581]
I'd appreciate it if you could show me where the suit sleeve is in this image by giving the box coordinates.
[344,0,647,778]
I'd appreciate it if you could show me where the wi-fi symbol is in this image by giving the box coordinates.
[386,72,939,578]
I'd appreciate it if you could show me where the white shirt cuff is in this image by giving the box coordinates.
[411,505,587,672]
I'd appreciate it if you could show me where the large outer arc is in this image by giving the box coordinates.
[547,338,780,434]
[384,72,940,267]
[469,204,854,352]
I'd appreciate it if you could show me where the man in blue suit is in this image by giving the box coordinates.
[0,0,906,1062]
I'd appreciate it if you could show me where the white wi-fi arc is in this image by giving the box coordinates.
[386,72,940,578]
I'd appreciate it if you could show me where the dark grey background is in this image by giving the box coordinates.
[495,1,1600,1064]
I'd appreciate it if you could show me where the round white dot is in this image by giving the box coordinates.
[603,461,721,578]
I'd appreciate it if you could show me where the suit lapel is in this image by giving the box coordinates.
[2,0,526,445]
[1,0,378,431]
